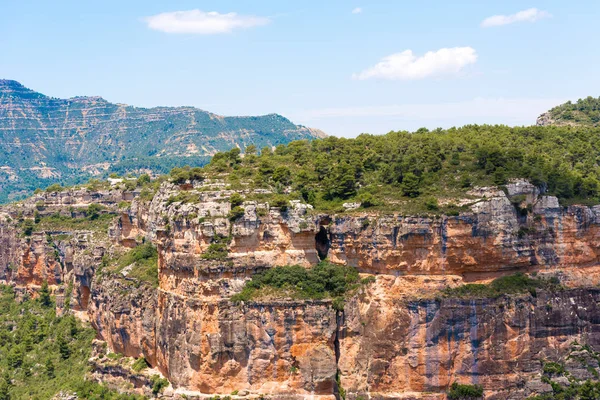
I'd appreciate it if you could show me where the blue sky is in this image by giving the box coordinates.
[1,0,599,137]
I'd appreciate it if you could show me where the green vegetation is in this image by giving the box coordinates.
[150,375,169,395]
[45,183,65,193]
[231,261,362,310]
[229,193,244,207]
[111,243,159,287]
[22,209,117,234]
[200,236,231,261]
[547,96,600,127]
[0,284,144,399]
[0,80,320,203]
[447,382,483,399]
[228,206,245,221]
[197,125,600,214]
[527,343,600,400]
[166,191,200,206]
[169,166,204,184]
[131,357,149,373]
[442,273,562,299]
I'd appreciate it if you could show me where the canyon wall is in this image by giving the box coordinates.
[1,180,600,398]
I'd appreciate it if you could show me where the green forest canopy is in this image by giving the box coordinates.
[193,124,600,212]
[547,96,600,126]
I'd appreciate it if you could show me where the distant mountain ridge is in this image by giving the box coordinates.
[0,79,325,202]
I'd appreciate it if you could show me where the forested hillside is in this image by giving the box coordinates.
[192,124,600,213]
[0,285,143,399]
[0,79,325,203]
[538,96,600,127]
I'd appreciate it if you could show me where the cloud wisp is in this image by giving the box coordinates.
[352,7,363,14]
[294,97,565,121]
[353,47,477,81]
[481,8,551,28]
[144,10,271,34]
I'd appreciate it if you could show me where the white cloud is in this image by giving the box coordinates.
[353,47,477,81]
[352,7,363,14]
[481,8,551,28]
[144,10,271,34]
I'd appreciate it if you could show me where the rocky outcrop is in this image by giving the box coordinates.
[119,180,600,281]
[2,180,600,398]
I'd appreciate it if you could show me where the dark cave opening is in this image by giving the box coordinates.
[315,226,330,261]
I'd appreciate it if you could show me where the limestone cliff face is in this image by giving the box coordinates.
[339,284,600,399]
[2,180,600,398]
[118,180,600,281]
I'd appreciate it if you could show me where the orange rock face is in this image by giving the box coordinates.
[3,182,600,398]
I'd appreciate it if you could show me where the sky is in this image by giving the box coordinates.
[1,0,599,137]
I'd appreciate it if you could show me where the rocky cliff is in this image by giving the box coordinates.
[0,79,325,202]
[1,179,600,399]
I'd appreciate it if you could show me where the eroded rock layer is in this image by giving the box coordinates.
[1,180,600,398]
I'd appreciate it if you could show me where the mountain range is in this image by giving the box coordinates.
[0,79,325,202]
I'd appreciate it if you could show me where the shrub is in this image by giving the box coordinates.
[270,195,289,211]
[85,203,104,220]
[21,219,35,236]
[228,206,245,221]
[45,183,64,193]
[116,243,159,287]
[358,193,379,208]
[150,375,169,395]
[424,196,439,211]
[230,193,244,207]
[139,187,155,202]
[543,361,565,375]
[442,273,562,299]
[166,191,199,206]
[132,357,150,372]
[137,174,151,186]
[201,236,230,261]
[447,382,483,399]
[231,261,361,304]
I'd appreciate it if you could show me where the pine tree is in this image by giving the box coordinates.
[400,172,421,198]
[39,281,51,307]
[0,377,9,400]
[57,334,70,360]
[0,372,10,400]
[44,359,55,379]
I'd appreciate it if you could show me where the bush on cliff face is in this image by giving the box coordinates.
[115,242,159,287]
[200,235,231,261]
[442,273,562,299]
[31,209,116,233]
[447,382,483,399]
[0,285,143,399]
[131,357,149,372]
[231,261,361,309]
[527,342,600,400]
